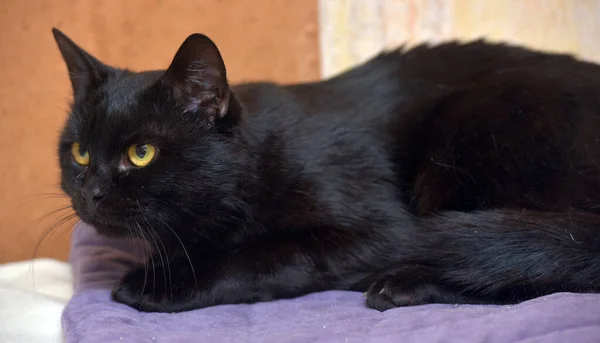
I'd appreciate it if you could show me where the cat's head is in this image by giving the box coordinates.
[53,28,248,238]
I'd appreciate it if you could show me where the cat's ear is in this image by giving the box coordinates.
[52,28,110,100]
[162,33,230,121]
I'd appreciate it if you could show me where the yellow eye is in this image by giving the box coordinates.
[127,144,156,167]
[71,142,90,166]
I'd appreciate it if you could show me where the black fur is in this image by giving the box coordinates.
[53,28,600,313]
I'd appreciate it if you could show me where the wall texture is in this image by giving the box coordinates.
[320,0,600,78]
[0,0,320,262]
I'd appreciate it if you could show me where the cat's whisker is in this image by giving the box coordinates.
[143,198,201,292]
[138,199,174,297]
[75,168,86,179]
[137,220,168,298]
[18,192,69,202]
[29,210,77,259]
[49,214,78,254]
[15,196,69,212]
[141,245,150,297]
[131,221,150,297]
[155,229,173,298]
[152,214,199,292]
[153,200,225,246]
[151,226,173,298]
[136,221,157,297]
[29,211,78,293]
[23,205,73,234]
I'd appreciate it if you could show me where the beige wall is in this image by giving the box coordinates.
[320,0,600,78]
[0,0,320,262]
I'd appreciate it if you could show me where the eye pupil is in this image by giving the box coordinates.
[135,145,147,159]
[78,145,87,156]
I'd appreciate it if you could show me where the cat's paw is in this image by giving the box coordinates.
[365,265,483,311]
[112,264,200,312]
[365,274,436,311]
[112,266,167,312]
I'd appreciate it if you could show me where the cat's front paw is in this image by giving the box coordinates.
[112,263,202,312]
[112,266,165,312]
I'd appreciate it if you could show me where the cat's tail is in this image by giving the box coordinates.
[418,209,600,296]
[364,209,600,310]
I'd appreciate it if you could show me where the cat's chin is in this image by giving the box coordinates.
[80,217,132,238]
[74,206,138,238]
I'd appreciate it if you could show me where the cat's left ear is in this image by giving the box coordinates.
[162,33,230,121]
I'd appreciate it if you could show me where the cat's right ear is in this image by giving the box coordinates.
[52,28,110,100]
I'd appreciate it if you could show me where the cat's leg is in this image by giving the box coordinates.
[112,228,391,312]
[366,209,600,311]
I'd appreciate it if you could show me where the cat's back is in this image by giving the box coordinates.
[234,40,600,216]
[385,41,600,213]
[235,40,600,161]
[237,40,600,124]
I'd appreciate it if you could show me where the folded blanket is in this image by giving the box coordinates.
[0,258,73,343]
[62,222,600,343]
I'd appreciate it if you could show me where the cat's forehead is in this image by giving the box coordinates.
[67,70,170,147]
[100,70,164,114]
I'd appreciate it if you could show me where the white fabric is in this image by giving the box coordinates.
[0,258,73,343]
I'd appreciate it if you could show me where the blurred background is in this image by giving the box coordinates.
[1,0,600,263]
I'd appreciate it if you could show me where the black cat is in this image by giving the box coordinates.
[53,28,600,313]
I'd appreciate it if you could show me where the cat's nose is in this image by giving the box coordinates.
[82,184,108,210]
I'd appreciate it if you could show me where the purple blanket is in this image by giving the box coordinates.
[62,222,600,343]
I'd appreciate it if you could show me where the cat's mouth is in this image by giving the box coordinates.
[73,201,140,237]
[87,219,132,237]
[70,193,170,239]
[77,214,132,237]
